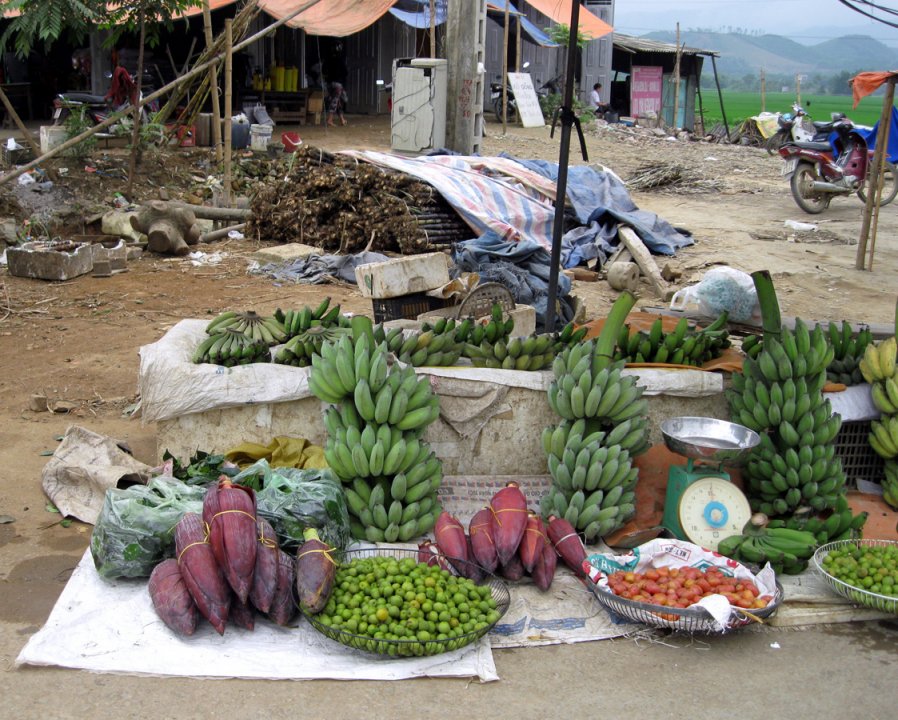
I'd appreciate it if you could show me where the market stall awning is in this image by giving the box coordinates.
[523,0,612,40]
[181,0,399,36]
[487,0,560,47]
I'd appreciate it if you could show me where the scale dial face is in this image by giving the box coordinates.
[678,477,751,551]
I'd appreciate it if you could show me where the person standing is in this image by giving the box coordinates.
[326,82,348,126]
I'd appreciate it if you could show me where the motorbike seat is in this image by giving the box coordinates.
[60,92,107,104]
[792,140,832,152]
[813,121,836,132]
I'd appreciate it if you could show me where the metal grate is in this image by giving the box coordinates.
[834,420,885,486]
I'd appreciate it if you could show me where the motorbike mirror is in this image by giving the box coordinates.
[376,79,384,85]
[522,61,531,70]
[105,71,113,79]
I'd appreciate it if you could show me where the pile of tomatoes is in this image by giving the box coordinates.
[606,565,773,611]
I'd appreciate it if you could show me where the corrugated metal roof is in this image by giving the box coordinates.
[613,33,719,57]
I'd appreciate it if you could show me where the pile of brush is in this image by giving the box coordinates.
[247,146,470,254]
[149,477,336,635]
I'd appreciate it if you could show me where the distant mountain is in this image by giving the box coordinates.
[642,30,898,76]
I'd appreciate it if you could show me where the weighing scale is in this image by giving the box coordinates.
[660,417,760,551]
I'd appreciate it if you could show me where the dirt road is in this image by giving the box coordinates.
[1,115,897,716]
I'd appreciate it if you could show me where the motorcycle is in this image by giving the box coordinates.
[778,112,898,214]
[765,103,817,155]
[53,68,156,129]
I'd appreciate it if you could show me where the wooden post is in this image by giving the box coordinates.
[223,19,233,207]
[760,68,766,112]
[126,12,147,196]
[796,74,802,105]
[516,14,522,72]
[445,0,482,153]
[501,1,510,134]
[672,23,682,130]
[203,0,223,163]
[856,77,897,270]
[429,0,436,59]
[710,55,729,139]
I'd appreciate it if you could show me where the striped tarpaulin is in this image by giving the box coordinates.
[341,151,558,249]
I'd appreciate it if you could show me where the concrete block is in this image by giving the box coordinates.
[252,243,323,265]
[7,241,93,281]
[355,252,451,299]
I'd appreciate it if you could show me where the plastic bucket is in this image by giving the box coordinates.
[231,123,251,150]
[281,131,302,152]
[250,123,273,151]
[40,126,67,154]
[195,113,212,146]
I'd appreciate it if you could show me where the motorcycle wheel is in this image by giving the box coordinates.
[790,163,831,214]
[493,100,518,125]
[765,132,785,156]
[857,161,898,207]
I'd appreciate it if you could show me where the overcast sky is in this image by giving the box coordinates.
[612,0,898,44]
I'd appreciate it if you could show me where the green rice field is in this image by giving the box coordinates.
[698,91,888,127]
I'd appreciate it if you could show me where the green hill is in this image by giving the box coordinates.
[643,30,898,76]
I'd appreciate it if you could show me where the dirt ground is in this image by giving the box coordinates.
[2,114,898,713]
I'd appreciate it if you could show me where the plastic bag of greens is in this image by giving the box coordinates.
[234,460,350,553]
[90,476,206,579]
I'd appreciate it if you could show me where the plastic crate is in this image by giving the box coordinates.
[371,292,445,323]
[834,419,884,485]
[2,146,32,167]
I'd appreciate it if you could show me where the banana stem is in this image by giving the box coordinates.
[894,295,897,338]
[594,291,637,371]
[751,270,782,340]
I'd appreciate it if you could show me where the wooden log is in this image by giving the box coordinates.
[200,223,246,243]
[130,200,202,256]
[167,202,251,221]
[617,225,670,299]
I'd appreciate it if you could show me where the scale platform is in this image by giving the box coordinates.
[660,417,760,550]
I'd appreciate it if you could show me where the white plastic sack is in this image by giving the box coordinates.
[670,266,760,323]
[138,319,314,424]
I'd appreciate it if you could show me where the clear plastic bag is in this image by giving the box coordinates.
[90,476,205,579]
[669,266,759,323]
[233,460,351,553]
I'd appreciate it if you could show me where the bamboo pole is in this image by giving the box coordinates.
[203,0,223,163]
[516,15,521,72]
[223,19,233,207]
[501,1,510,134]
[126,12,147,196]
[796,74,802,105]
[0,0,323,186]
[429,0,436,59]
[856,77,896,270]
[672,23,682,130]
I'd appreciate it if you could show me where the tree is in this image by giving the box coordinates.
[0,0,103,58]
[544,23,592,92]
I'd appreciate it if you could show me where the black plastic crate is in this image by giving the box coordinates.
[834,419,885,485]
[371,292,445,323]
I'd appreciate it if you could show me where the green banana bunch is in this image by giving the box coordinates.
[614,314,731,366]
[275,297,347,339]
[870,375,898,415]
[396,325,464,367]
[465,333,556,371]
[193,327,271,366]
[463,303,516,347]
[372,323,408,356]
[342,473,442,543]
[859,336,897,384]
[883,460,898,510]
[274,325,351,367]
[204,310,287,347]
[869,416,898,460]
[547,340,649,428]
[728,318,845,515]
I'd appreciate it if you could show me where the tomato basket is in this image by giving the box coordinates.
[812,539,898,615]
[300,547,510,657]
[587,579,783,633]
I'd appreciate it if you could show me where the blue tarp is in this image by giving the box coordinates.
[855,106,898,164]
[487,1,560,48]
[389,0,448,29]
[506,156,694,264]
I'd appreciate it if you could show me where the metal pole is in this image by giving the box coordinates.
[501,1,510,135]
[544,2,582,333]
[760,68,766,113]
[430,0,436,58]
[672,23,681,130]
[710,55,729,139]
